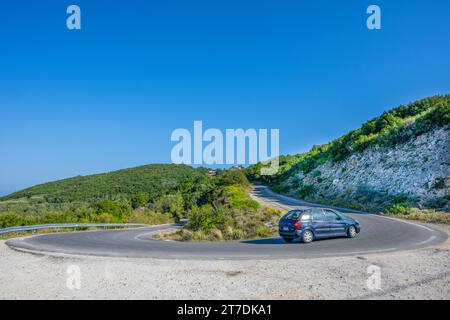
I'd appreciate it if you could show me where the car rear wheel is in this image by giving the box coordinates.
[302,230,314,243]
[347,225,357,238]
[283,237,294,243]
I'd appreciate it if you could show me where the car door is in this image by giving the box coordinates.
[310,209,329,238]
[324,209,346,236]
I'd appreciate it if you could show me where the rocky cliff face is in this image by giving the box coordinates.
[284,126,450,211]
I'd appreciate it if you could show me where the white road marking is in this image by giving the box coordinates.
[134,227,181,241]
[416,235,436,246]
[134,232,157,240]
[322,247,398,256]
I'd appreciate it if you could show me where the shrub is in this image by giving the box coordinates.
[217,170,250,188]
[0,212,24,228]
[432,177,446,190]
[424,196,449,209]
[222,186,259,209]
[165,205,282,241]
[311,170,321,178]
[95,213,115,223]
[271,184,288,193]
[255,225,272,238]
[298,185,315,199]
[353,133,377,151]
[39,211,78,224]
[131,192,150,209]
[290,177,301,189]
[228,229,246,240]
[95,199,131,220]
[384,208,450,225]
[186,205,226,232]
[392,195,409,204]
[127,210,173,225]
[386,205,412,215]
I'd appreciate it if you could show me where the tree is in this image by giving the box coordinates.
[131,192,150,209]
[95,199,131,220]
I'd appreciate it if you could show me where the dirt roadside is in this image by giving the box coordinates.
[0,222,449,299]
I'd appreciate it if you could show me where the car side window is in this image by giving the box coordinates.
[324,210,340,221]
[311,209,325,221]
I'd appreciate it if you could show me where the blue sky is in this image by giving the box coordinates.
[1,0,449,195]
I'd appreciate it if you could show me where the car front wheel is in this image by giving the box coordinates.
[347,225,357,238]
[302,230,314,243]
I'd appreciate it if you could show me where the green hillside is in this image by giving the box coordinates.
[245,95,450,215]
[0,164,281,239]
[246,95,450,185]
[1,164,204,203]
[0,164,207,227]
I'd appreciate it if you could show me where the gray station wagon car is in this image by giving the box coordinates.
[278,208,361,243]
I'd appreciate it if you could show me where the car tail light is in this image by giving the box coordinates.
[294,221,301,230]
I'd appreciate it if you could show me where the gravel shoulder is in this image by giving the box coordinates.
[1,223,449,300]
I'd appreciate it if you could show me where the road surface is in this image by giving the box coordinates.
[6,186,447,259]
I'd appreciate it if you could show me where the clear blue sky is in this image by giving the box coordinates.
[1,0,449,195]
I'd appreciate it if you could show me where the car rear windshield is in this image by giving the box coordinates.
[284,210,304,220]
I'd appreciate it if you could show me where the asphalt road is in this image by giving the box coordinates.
[6,186,447,259]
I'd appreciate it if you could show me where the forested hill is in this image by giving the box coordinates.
[1,164,206,203]
[0,164,282,240]
[246,95,450,212]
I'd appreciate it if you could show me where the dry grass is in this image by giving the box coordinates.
[384,207,450,225]
[156,206,282,242]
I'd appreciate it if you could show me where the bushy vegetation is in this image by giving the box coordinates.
[246,95,450,184]
[155,170,282,241]
[0,164,207,227]
[384,206,450,225]
[0,164,281,240]
[0,164,206,228]
[245,95,450,213]
[0,198,173,228]
[157,206,281,241]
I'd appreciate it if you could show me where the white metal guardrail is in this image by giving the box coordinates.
[0,223,149,235]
